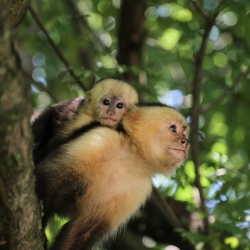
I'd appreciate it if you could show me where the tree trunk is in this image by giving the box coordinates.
[0,1,44,249]
[118,0,146,83]
[6,0,31,26]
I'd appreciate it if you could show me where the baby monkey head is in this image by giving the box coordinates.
[86,77,138,128]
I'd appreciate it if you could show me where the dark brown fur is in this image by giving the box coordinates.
[32,97,84,165]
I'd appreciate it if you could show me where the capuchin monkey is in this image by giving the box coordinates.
[31,77,138,165]
[34,104,190,250]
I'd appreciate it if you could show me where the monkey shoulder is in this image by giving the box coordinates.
[66,126,124,156]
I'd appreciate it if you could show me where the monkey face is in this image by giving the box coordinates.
[149,118,189,170]
[165,121,190,164]
[98,95,127,128]
[122,106,190,172]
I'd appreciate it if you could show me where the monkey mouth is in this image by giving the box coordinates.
[169,148,185,153]
[168,148,187,159]
[102,117,118,123]
[101,117,118,126]
[102,117,117,121]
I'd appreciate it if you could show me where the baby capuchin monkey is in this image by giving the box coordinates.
[34,104,190,250]
[31,77,138,165]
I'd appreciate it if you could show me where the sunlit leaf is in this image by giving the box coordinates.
[224,237,239,249]
[159,28,182,51]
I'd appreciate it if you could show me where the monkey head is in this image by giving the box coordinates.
[122,105,190,173]
[85,78,138,128]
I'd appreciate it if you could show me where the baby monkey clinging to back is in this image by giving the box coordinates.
[31,77,138,164]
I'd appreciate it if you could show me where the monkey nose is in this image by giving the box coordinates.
[180,139,186,144]
[180,139,189,148]
[107,110,115,115]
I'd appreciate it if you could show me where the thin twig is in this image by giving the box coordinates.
[22,70,59,103]
[191,12,219,238]
[152,188,195,249]
[201,68,250,112]
[153,187,184,229]
[28,5,87,92]
[64,0,110,54]
[190,0,211,21]
[32,81,59,103]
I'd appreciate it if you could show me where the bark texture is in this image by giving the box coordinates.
[118,0,146,82]
[6,0,31,26]
[0,1,44,249]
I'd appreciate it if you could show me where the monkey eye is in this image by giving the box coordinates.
[116,103,124,109]
[103,100,110,105]
[169,125,177,133]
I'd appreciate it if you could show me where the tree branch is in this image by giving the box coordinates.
[153,188,184,229]
[201,68,250,112]
[191,12,219,238]
[64,0,111,54]
[28,5,87,92]
[190,0,211,21]
[23,70,59,103]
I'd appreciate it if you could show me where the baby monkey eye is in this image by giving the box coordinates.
[169,125,177,133]
[116,103,124,109]
[103,100,110,105]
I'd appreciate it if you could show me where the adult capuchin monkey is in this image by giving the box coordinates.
[31,77,138,165]
[34,104,190,250]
